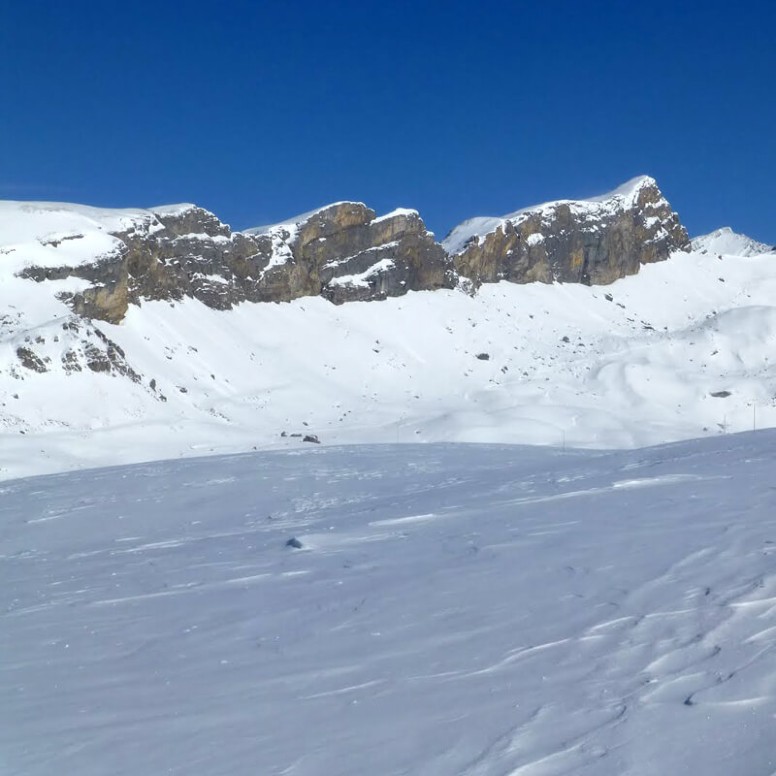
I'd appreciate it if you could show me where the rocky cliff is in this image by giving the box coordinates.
[6,176,689,324]
[443,176,689,287]
[247,203,454,305]
[12,201,452,323]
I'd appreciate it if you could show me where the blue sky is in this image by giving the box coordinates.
[1,1,774,243]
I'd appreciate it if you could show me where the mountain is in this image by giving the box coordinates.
[5,432,776,775]
[443,175,690,286]
[5,182,776,775]
[1,179,774,480]
[691,226,774,257]
[2,199,452,326]
[4,176,685,325]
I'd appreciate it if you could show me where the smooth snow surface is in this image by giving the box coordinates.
[4,433,776,775]
[0,201,157,273]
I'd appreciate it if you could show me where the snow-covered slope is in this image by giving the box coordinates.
[4,433,776,775]
[691,226,773,257]
[2,234,776,480]
[1,188,775,481]
[0,200,160,274]
[0,233,776,477]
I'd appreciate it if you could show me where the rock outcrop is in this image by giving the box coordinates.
[259,203,454,304]
[14,202,453,322]
[443,176,690,287]
[19,255,129,324]
[7,175,691,324]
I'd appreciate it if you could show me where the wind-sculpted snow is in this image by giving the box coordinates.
[3,434,776,774]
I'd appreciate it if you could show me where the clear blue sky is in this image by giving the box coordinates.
[2,1,774,244]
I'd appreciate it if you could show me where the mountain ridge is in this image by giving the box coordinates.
[2,178,775,480]
[2,176,689,324]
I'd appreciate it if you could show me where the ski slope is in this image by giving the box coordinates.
[3,433,776,775]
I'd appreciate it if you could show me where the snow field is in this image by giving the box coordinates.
[3,434,776,774]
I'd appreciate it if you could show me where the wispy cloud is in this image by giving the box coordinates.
[0,183,75,198]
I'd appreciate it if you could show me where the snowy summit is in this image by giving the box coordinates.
[691,226,774,257]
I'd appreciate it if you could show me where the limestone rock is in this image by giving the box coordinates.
[19,254,129,324]
[250,203,454,305]
[444,176,690,287]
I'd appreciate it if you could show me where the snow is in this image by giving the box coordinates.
[692,226,773,257]
[3,193,776,774]
[584,174,655,202]
[323,242,399,270]
[3,432,776,775]
[2,231,776,480]
[371,207,419,224]
[0,201,160,243]
[327,258,395,288]
[243,201,366,237]
[148,203,199,218]
[526,232,545,246]
[442,215,504,256]
[0,201,158,274]
[172,232,232,244]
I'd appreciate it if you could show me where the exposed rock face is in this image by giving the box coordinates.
[299,205,453,304]
[15,202,453,322]
[9,175,690,323]
[117,206,275,310]
[444,176,690,287]
[247,203,454,304]
[19,255,129,324]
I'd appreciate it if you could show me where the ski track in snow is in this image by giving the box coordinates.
[3,436,776,775]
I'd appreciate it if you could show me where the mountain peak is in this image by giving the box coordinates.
[443,175,688,285]
[585,174,656,203]
[442,175,667,257]
[691,226,774,257]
